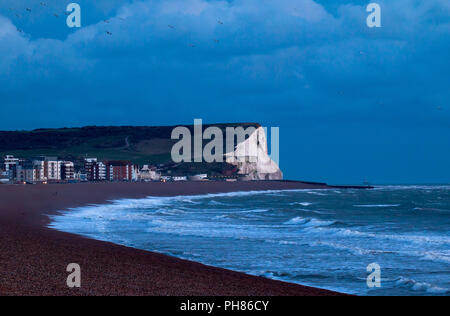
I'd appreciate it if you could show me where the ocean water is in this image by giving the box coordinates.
[49,186,450,296]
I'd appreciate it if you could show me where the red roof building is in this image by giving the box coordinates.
[104,161,132,181]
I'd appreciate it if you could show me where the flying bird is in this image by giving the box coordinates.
[40,2,47,6]
[104,19,110,24]
[106,31,113,36]
[168,24,176,29]
[189,43,196,47]
[26,8,32,12]
[217,20,224,25]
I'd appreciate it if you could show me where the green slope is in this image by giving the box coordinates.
[0,124,259,175]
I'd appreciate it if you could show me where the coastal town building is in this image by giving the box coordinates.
[61,161,75,180]
[4,155,19,172]
[1,155,73,184]
[132,165,140,182]
[78,172,88,182]
[105,161,133,181]
[32,160,46,181]
[84,158,99,181]
[97,162,107,181]
[138,165,161,182]
[2,154,212,185]
[44,158,62,181]
[160,176,172,182]
[14,159,47,183]
[0,170,9,184]
[16,162,36,183]
[84,158,107,181]
[188,174,208,181]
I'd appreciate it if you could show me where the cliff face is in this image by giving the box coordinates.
[225,127,283,180]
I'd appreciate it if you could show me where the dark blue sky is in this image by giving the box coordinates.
[0,0,449,184]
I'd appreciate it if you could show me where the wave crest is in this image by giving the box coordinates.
[285,217,335,228]
[395,277,449,294]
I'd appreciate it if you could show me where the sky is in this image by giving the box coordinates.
[0,0,449,184]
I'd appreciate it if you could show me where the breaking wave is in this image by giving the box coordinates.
[395,277,449,294]
[285,217,336,228]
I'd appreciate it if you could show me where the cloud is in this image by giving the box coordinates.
[0,16,30,73]
[0,0,448,118]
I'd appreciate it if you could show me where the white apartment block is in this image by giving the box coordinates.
[33,160,46,181]
[4,155,19,172]
[45,160,62,181]
[98,162,107,181]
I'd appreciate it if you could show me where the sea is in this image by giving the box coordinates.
[49,186,450,296]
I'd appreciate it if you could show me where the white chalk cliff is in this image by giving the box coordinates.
[224,126,283,180]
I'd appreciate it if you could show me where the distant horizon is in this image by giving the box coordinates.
[0,121,263,132]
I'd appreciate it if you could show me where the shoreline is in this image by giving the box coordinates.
[0,181,351,296]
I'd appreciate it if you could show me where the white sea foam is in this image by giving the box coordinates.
[285,217,309,225]
[208,200,226,206]
[144,218,284,241]
[180,189,310,200]
[354,204,400,208]
[314,241,397,256]
[154,209,185,216]
[290,202,313,206]
[309,226,450,246]
[421,251,450,264]
[395,277,449,294]
[277,240,300,245]
[264,239,302,246]
[239,209,271,214]
[413,207,449,213]
[285,217,335,228]
[306,191,328,196]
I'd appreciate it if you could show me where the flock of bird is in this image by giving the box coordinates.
[8,3,123,37]
[5,3,225,47]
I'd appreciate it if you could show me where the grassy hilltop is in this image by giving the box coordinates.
[0,124,259,175]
